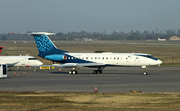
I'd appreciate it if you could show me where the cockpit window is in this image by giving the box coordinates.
[28,58,37,60]
[138,55,158,60]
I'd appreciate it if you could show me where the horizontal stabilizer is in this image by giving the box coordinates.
[8,32,56,36]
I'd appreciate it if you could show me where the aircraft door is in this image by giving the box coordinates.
[21,58,25,66]
[0,64,7,78]
[135,57,139,63]
[126,56,131,62]
[3,65,7,75]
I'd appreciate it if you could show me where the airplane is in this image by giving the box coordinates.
[9,32,162,75]
[0,55,43,68]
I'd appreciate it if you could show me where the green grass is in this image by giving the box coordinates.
[0,91,180,111]
[1,40,180,66]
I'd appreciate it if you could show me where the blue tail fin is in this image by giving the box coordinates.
[33,34,68,58]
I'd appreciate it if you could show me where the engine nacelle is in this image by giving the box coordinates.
[45,54,67,61]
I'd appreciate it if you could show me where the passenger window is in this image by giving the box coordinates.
[28,58,37,60]
[98,57,100,59]
[106,57,108,59]
[95,57,97,59]
[102,57,104,59]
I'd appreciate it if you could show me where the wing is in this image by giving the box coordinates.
[6,62,19,67]
[60,63,106,68]
[35,63,106,69]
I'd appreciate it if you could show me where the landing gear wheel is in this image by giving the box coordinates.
[69,70,78,74]
[69,71,72,74]
[144,72,148,75]
[98,70,102,74]
[93,70,102,74]
[72,71,77,74]
[93,70,97,74]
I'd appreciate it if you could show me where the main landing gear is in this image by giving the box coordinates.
[69,67,79,74]
[69,70,78,74]
[93,70,102,74]
[93,67,105,74]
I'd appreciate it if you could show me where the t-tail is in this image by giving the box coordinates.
[30,32,67,58]
[31,32,68,58]
[9,32,68,58]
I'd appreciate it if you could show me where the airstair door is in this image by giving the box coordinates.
[135,57,139,63]
[21,59,25,66]
[0,64,7,78]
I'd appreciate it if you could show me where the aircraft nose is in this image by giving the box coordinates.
[37,61,43,65]
[157,60,162,64]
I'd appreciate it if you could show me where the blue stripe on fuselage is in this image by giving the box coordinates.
[59,54,95,64]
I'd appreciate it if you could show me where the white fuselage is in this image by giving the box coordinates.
[65,53,162,66]
[0,56,43,67]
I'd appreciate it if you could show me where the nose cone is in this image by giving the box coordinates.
[37,61,43,65]
[157,59,162,65]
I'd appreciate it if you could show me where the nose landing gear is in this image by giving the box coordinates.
[142,66,148,75]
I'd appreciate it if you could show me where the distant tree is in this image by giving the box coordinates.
[111,31,118,35]
[166,29,175,35]
[120,31,125,35]
[151,30,155,34]
[26,31,32,33]
[1,35,7,40]
[126,35,134,40]
[143,30,149,35]
[56,32,64,36]
[178,29,180,35]
[80,31,88,35]
[129,30,134,34]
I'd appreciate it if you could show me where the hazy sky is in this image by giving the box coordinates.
[0,0,180,34]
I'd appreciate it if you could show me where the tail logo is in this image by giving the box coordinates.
[34,35,53,53]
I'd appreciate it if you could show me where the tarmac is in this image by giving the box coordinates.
[0,66,180,92]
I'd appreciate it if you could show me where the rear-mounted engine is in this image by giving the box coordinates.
[45,54,67,61]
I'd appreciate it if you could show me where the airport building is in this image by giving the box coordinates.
[169,36,180,41]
